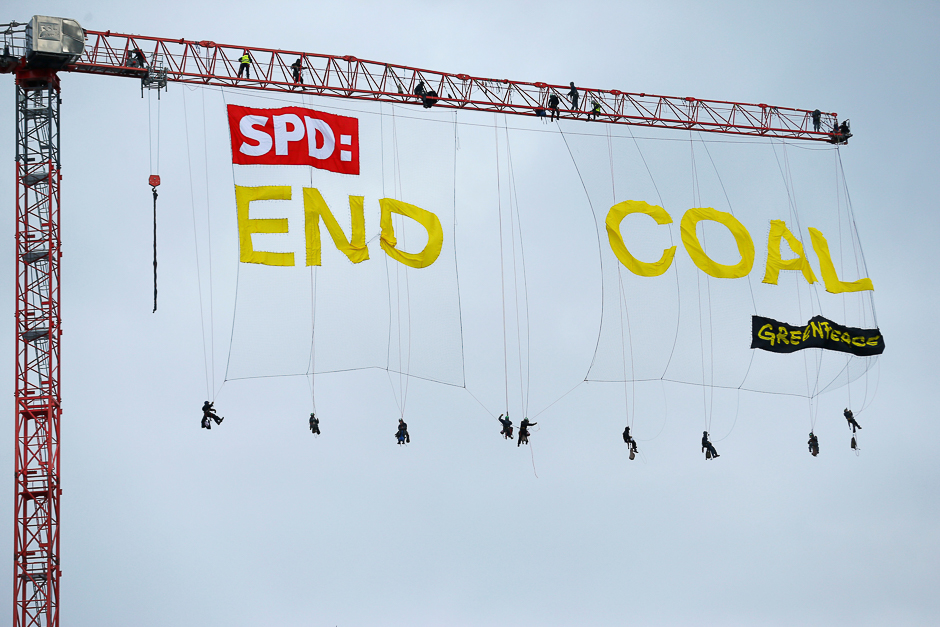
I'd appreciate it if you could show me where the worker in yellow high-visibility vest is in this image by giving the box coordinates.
[237,49,252,79]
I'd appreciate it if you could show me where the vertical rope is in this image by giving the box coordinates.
[494,114,509,412]
[200,89,217,398]
[453,112,467,389]
[182,88,211,401]
[503,119,530,416]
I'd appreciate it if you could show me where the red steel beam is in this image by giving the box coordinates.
[70,30,840,142]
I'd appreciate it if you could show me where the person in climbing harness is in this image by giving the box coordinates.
[808,432,819,457]
[202,401,223,429]
[548,93,561,120]
[839,120,851,141]
[623,426,638,454]
[309,412,320,435]
[291,57,304,85]
[499,413,514,440]
[396,419,410,445]
[517,418,536,447]
[127,48,147,69]
[829,119,849,144]
[237,50,252,79]
[844,408,861,433]
[588,99,601,120]
[812,109,822,132]
[567,82,580,112]
[414,80,426,97]
[702,431,719,460]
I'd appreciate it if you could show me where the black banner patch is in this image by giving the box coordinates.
[751,315,885,356]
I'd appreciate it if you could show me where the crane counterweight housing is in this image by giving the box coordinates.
[25,16,84,69]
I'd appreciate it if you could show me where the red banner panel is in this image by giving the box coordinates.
[227,104,360,175]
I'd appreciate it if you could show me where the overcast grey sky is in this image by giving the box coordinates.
[1,1,938,626]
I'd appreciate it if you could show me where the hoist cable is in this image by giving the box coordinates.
[152,185,158,313]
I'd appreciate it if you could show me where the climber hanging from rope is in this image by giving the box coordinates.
[201,400,223,429]
[396,418,410,445]
[499,413,514,440]
[623,425,638,458]
[844,408,861,433]
[808,432,819,457]
[702,431,719,460]
[517,418,536,447]
[309,412,320,435]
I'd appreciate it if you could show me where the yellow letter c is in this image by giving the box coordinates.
[605,200,676,277]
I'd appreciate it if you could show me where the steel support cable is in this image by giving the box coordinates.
[182,87,212,400]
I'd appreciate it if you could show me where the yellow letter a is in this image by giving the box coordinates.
[762,219,817,285]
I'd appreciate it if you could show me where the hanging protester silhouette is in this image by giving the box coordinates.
[702,431,719,460]
[499,413,514,440]
[808,432,819,457]
[396,419,410,445]
[517,418,536,447]
[202,401,223,429]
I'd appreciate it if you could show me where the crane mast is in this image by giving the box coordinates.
[0,14,848,627]
[13,68,62,627]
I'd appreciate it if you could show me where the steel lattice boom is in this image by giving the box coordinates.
[72,29,841,142]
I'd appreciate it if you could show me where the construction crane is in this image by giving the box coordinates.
[0,14,848,627]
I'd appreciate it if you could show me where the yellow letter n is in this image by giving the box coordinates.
[303,188,370,266]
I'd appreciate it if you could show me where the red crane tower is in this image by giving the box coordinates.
[0,14,847,627]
